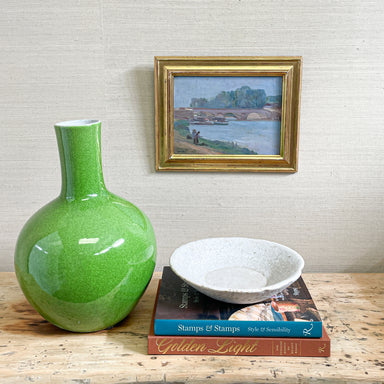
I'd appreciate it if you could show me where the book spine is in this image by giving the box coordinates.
[148,334,330,357]
[154,319,323,338]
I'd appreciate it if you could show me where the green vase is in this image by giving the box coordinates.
[14,119,156,332]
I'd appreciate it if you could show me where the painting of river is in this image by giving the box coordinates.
[173,76,283,156]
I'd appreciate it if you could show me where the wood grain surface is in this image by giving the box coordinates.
[1,1,384,273]
[0,272,383,383]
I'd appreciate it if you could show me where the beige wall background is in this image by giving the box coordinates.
[1,0,383,272]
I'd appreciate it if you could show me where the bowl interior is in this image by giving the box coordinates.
[170,238,304,292]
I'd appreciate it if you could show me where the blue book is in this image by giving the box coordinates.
[154,267,323,338]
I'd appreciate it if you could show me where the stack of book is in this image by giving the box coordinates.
[148,267,330,356]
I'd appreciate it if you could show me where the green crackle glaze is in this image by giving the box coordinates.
[15,120,156,332]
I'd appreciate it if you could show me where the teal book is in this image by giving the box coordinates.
[154,267,323,338]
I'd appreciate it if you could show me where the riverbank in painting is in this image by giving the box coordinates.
[174,120,258,155]
[174,117,282,156]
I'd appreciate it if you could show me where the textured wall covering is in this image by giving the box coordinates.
[1,0,383,272]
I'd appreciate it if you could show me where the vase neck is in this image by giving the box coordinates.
[55,120,107,201]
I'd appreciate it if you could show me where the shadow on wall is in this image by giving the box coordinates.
[129,66,156,173]
[347,249,384,273]
[367,258,384,272]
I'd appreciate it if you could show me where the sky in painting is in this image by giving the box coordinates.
[173,76,282,108]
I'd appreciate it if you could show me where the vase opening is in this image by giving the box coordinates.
[54,119,105,200]
[55,119,100,127]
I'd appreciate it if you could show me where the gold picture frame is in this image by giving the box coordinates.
[155,56,302,172]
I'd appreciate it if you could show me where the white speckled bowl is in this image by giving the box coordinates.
[169,238,305,304]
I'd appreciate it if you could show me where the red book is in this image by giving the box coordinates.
[148,282,330,357]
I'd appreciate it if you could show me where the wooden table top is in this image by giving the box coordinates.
[0,272,383,383]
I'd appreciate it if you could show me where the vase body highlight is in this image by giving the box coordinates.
[15,119,156,332]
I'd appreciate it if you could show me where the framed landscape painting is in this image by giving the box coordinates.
[155,56,302,172]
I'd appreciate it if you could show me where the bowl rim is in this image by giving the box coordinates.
[169,237,305,294]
